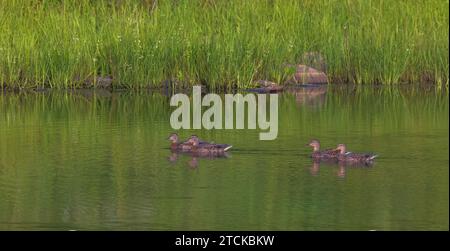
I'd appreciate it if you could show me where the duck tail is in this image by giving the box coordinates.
[224,145,233,152]
[369,155,378,160]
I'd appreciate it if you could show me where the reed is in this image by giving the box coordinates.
[0,0,448,90]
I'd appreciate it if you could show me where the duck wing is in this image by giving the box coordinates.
[180,137,209,146]
[322,148,341,157]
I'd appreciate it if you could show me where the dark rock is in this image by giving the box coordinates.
[248,80,284,93]
[255,80,278,87]
[95,76,113,89]
[84,76,113,89]
[33,87,48,92]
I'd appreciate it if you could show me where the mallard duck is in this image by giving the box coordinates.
[306,139,341,159]
[168,133,208,151]
[335,144,378,164]
[168,133,191,151]
[188,135,232,153]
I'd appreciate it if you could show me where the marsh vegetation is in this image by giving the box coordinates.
[0,0,448,89]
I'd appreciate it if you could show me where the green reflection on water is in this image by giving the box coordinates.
[0,86,448,230]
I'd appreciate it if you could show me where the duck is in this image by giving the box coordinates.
[335,144,378,164]
[168,133,207,151]
[306,139,341,159]
[168,133,190,151]
[188,135,232,154]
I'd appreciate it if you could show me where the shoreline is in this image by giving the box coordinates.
[1,82,447,95]
[0,74,447,91]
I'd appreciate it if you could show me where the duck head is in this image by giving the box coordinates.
[168,133,179,144]
[335,144,347,154]
[306,139,321,152]
[187,135,200,146]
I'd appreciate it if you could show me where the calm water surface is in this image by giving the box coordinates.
[0,86,448,230]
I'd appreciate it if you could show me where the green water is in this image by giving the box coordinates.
[0,86,448,230]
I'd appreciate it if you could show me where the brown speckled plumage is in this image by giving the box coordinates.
[335,144,378,164]
[306,139,340,159]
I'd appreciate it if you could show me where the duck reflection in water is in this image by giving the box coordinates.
[168,152,179,163]
[167,151,230,169]
[337,162,347,178]
[187,157,199,169]
[310,160,321,176]
[309,158,373,178]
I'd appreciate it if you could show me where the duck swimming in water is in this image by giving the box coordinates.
[188,135,232,154]
[306,139,341,159]
[168,133,208,152]
[335,144,378,164]
[168,133,192,151]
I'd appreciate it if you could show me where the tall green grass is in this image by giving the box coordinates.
[0,0,448,89]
